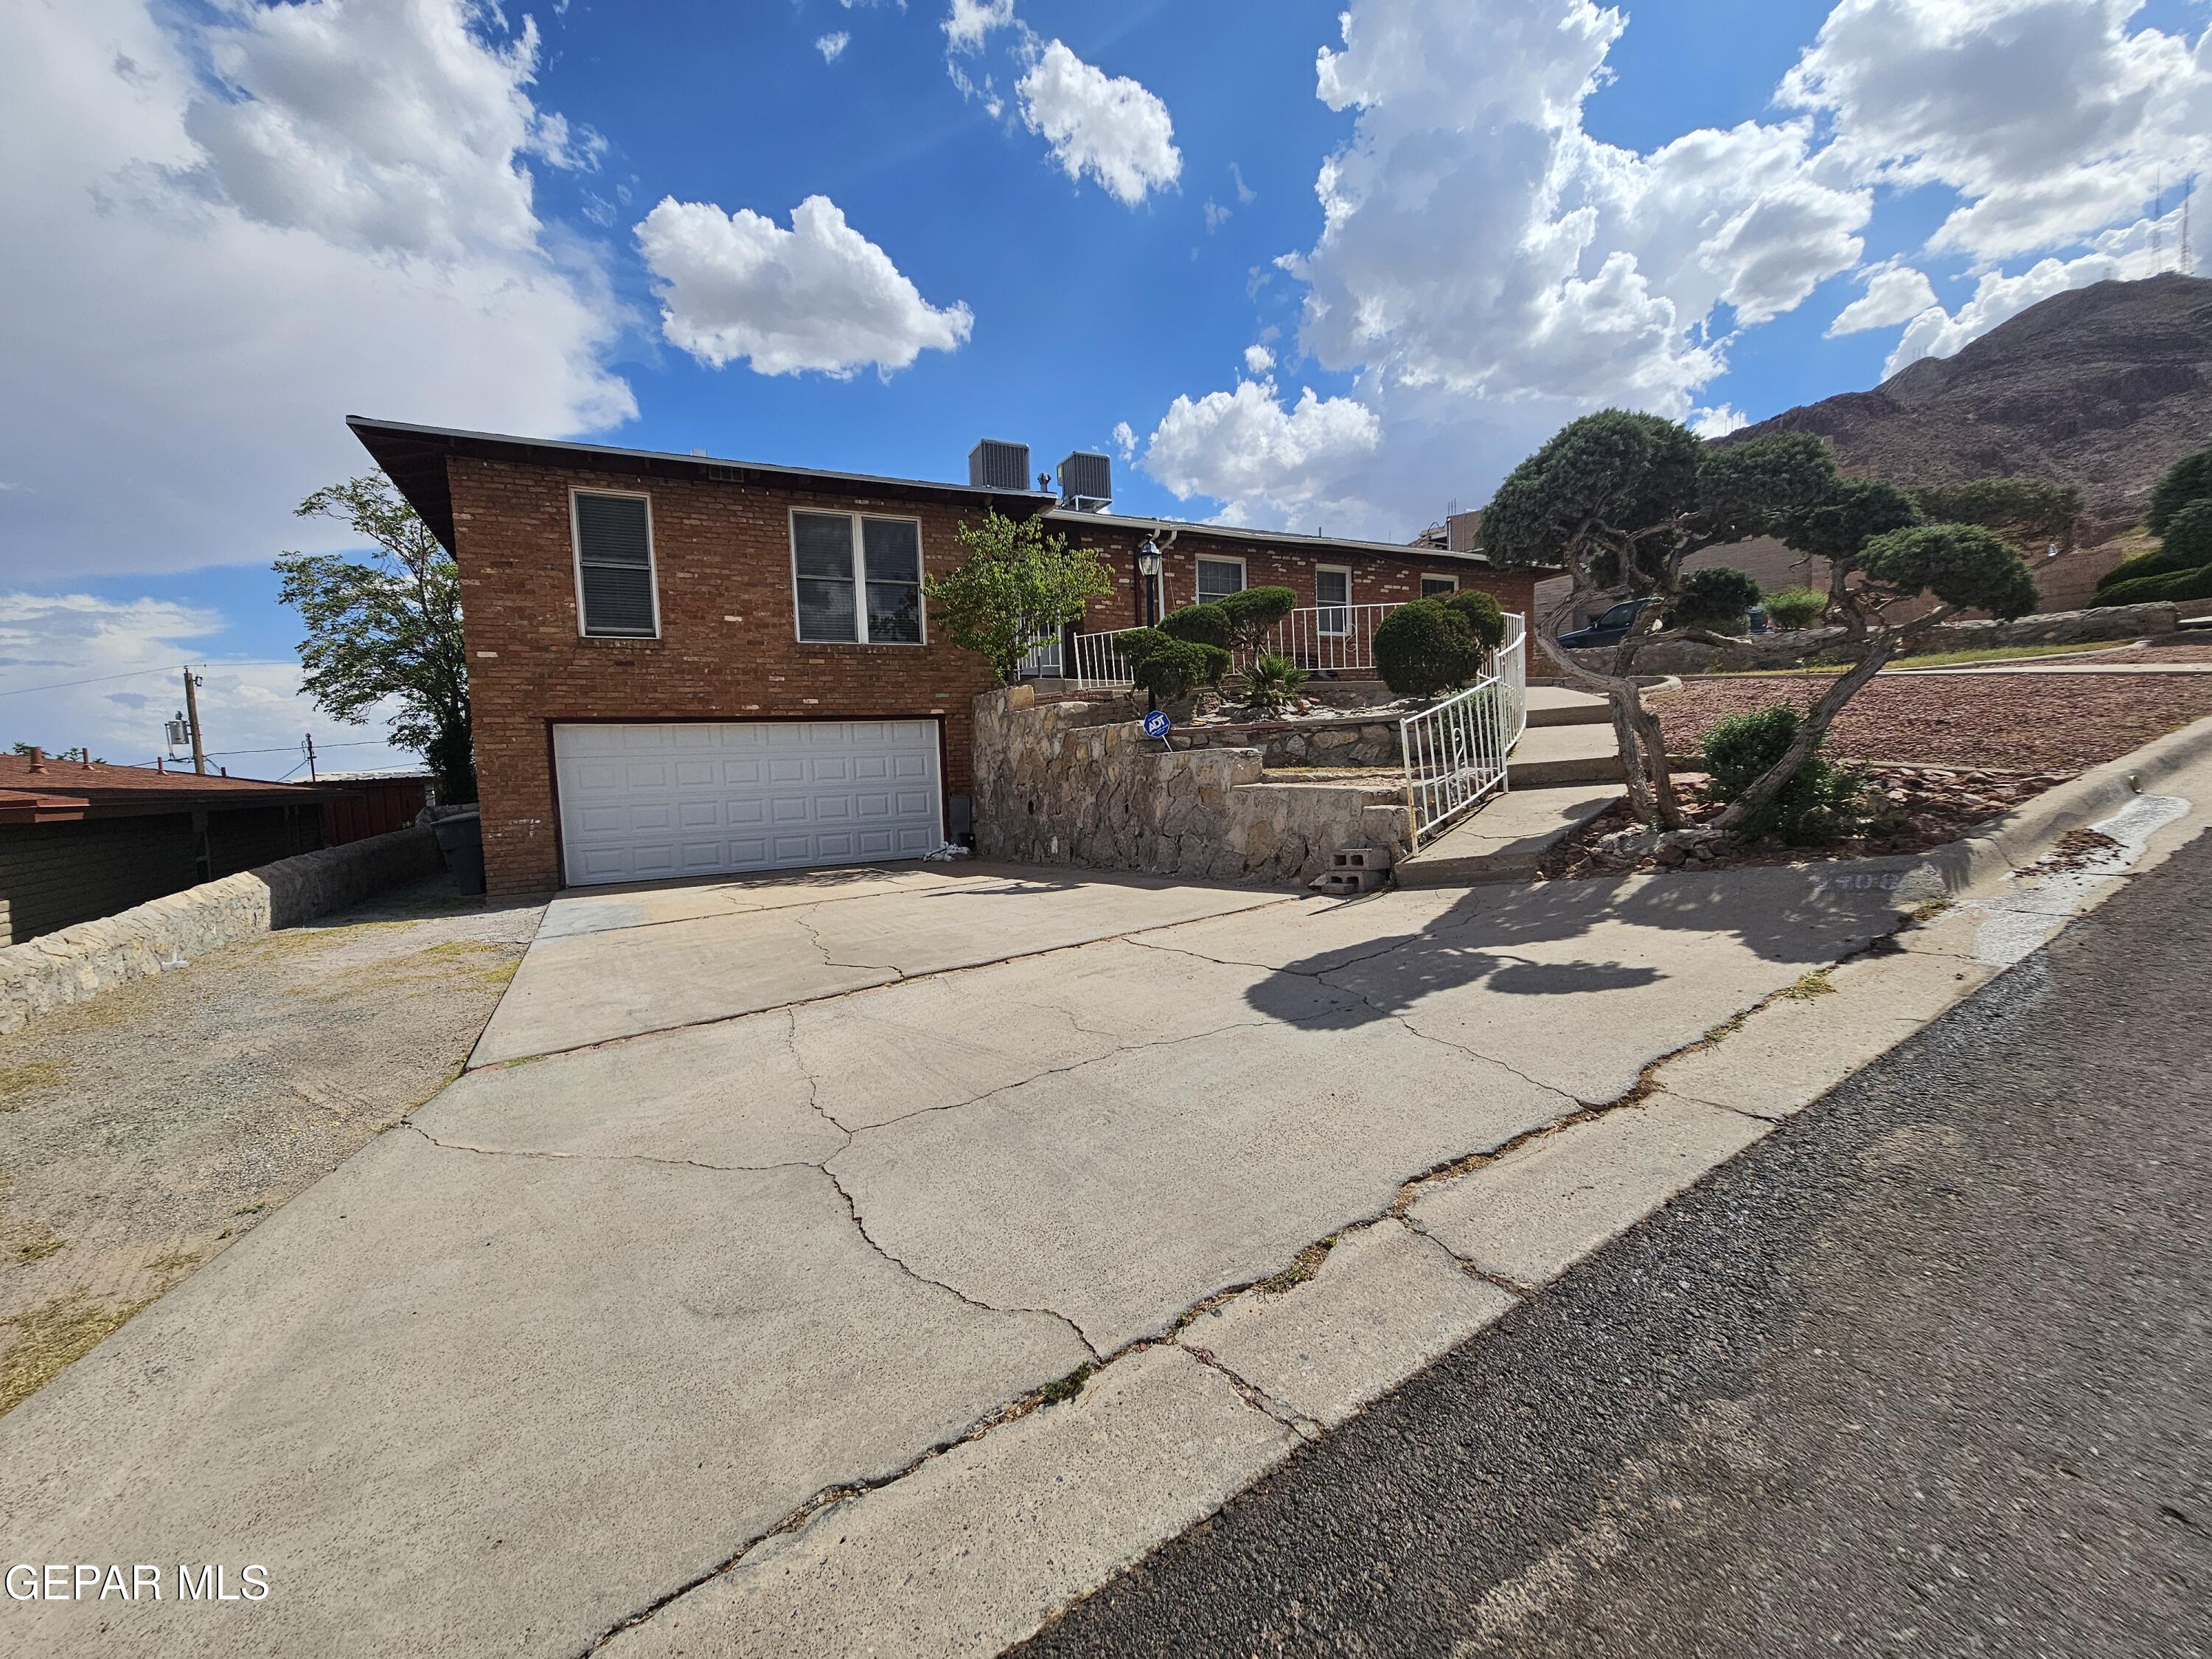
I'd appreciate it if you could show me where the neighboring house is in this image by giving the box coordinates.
[0,754,330,946]
[348,420,1541,899]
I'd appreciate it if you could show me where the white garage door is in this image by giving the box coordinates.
[553,720,943,886]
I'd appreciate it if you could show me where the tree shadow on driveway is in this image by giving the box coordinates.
[1245,860,1924,1028]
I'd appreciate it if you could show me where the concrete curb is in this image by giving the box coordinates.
[0,826,443,1036]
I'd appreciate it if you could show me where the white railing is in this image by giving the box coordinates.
[1069,600,1411,689]
[1016,635,1062,678]
[1400,614,1528,846]
[1248,602,1402,675]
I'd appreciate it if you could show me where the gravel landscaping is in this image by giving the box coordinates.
[0,875,543,1416]
[1648,672,2212,770]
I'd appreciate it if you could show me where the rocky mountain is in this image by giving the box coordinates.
[1722,272,2212,540]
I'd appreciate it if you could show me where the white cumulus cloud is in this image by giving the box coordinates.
[1144,379,1382,529]
[816,32,850,63]
[1243,344,1276,375]
[943,0,1016,52]
[1782,0,2212,265]
[1017,39,1181,207]
[1689,405,1750,439]
[636,195,974,377]
[1827,262,1941,335]
[1111,420,1138,462]
[0,0,633,580]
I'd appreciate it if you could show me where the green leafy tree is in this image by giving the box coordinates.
[1908,478,2082,549]
[2147,446,2212,535]
[1481,412,1834,827]
[277,474,474,803]
[925,510,1114,686]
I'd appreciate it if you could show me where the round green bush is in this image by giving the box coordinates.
[1130,639,1213,701]
[2098,563,2212,607]
[1762,586,1829,630]
[1374,599,1482,698]
[1441,588,1507,652]
[2096,548,2193,594]
[1672,566,1762,633]
[1113,626,1170,664]
[2148,446,2212,535]
[1157,603,1231,649]
[1698,704,1862,844]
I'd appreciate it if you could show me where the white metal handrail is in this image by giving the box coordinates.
[1400,613,1528,846]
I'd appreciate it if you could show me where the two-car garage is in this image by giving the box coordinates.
[552,720,945,887]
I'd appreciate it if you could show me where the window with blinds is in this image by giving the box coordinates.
[792,512,925,644]
[573,493,658,637]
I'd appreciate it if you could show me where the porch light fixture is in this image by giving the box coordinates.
[1136,536,1164,627]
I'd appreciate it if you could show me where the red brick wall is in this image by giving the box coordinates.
[449,459,1005,895]
[1053,522,1539,630]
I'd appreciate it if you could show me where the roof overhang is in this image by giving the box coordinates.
[348,418,1062,553]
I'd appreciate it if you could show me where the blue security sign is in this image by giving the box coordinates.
[1142,710,1172,739]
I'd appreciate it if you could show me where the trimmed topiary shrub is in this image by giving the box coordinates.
[2096,563,2212,608]
[1157,603,1231,650]
[1672,566,1762,633]
[2148,445,2212,535]
[1217,586,1298,651]
[1762,586,1829,630]
[2096,548,2194,594]
[1858,523,2040,619]
[1374,599,1483,698]
[1441,588,1507,653]
[1130,639,1214,702]
[1700,705,1863,844]
[2159,498,2212,568]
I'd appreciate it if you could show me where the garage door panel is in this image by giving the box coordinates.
[554,720,942,886]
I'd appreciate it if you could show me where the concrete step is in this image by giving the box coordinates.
[1394,784,1624,886]
[1507,722,1624,787]
[1525,685,1612,728]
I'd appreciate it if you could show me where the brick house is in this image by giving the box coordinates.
[349,420,1539,899]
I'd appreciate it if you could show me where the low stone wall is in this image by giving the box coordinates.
[0,825,442,1035]
[1564,602,2179,676]
[1178,717,1402,768]
[973,689,1412,886]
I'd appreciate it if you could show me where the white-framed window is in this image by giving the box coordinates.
[1195,554,1247,606]
[1315,566,1352,636]
[791,510,926,644]
[1419,574,1459,599]
[571,489,660,639]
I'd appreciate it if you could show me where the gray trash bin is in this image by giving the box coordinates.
[430,810,485,896]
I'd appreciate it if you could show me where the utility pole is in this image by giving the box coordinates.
[304,732,318,782]
[181,666,207,776]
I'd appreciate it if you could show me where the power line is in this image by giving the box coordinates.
[0,659,301,699]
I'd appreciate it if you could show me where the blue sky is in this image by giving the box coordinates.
[3,0,2207,775]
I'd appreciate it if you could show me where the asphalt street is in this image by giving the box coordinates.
[1015,832,2212,1658]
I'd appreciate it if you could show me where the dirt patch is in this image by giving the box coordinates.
[1537,764,2073,881]
[1647,672,2212,770]
[0,874,542,1417]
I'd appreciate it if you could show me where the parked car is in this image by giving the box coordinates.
[1557,596,1658,650]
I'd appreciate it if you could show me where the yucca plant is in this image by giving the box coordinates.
[1240,652,1309,714]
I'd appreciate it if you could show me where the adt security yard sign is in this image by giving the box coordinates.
[1142,710,1172,740]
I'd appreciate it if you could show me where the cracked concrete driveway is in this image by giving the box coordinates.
[0,857,1915,1658]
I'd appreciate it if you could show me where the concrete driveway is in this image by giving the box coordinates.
[0,858,1916,1658]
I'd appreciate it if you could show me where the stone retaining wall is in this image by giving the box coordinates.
[1563,602,2180,676]
[1177,718,1403,769]
[973,688,1412,886]
[0,825,443,1035]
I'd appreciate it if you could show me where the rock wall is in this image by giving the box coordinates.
[1563,602,2179,677]
[0,825,442,1035]
[1178,718,1403,768]
[972,689,1412,886]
